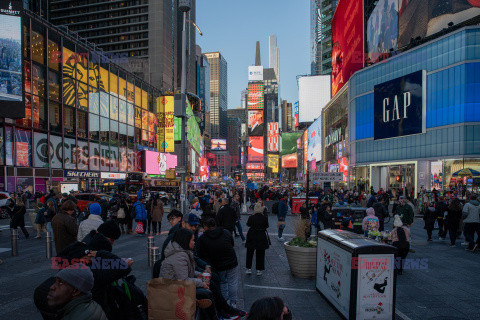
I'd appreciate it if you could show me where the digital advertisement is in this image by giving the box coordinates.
[281,132,302,168]
[143,150,177,175]
[267,122,279,152]
[248,136,264,162]
[248,110,264,136]
[211,139,227,151]
[307,117,322,163]
[367,0,398,64]
[247,82,264,110]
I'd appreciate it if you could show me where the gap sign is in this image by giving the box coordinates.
[374,70,426,140]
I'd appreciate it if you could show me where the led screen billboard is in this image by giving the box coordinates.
[143,151,177,175]
[248,136,264,162]
[398,0,480,48]
[248,110,264,136]
[211,139,227,151]
[281,132,302,168]
[267,122,279,152]
[367,0,398,64]
[332,0,364,96]
[0,0,23,119]
[307,117,322,162]
[247,82,264,110]
[247,163,264,170]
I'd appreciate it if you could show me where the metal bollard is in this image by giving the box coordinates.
[150,246,159,268]
[147,236,155,266]
[11,228,18,256]
[46,232,53,259]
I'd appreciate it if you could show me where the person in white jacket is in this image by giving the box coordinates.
[462,195,480,252]
[77,203,104,241]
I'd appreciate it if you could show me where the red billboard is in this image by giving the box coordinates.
[267,122,279,152]
[247,163,264,170]
[248,136,264,162]
[332,0,364,96]
[247,82,264,110]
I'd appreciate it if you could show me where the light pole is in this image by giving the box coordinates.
[178,0,202,214]
[240,134,250,214]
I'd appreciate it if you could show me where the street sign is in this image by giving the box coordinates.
[175,166,186,174]
[311,172,343,182]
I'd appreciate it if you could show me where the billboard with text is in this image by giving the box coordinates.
[248,136,264,162]
[267,122,279,152]
[247,82,264,110]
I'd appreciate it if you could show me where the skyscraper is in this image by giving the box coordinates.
[205,52,228,140]
[281,100,293,132]
[48,0,197,93]
[268,35,280,81]
[311,0,338,75]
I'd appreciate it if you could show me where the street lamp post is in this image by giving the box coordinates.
[240,135,250,214]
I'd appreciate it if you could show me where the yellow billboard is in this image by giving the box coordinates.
[157,96,175,153]
[268,154,279,173]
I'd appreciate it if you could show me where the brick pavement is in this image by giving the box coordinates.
[0,210,479,319]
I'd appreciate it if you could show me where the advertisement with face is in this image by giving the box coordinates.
[332,0,364,96]
[144,150,178,175]
[248,110,264,136]
[0,0,23,119]
[367,0,398,64]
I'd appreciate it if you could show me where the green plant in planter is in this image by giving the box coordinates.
[287,218,317,247]
[288,236,317,248]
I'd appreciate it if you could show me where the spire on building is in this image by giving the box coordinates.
[255,41,261,66]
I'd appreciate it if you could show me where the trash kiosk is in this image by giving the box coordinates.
[316,229,397,320]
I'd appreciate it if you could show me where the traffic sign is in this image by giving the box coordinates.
[311,172,343,182]
[175,166,186,174]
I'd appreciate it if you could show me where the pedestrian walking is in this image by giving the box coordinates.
[462,195,480,252]
[10,198,29,239]
[133,193,147,236]
[245,203,270,276]
[435,197,448,239]
[150,194,164,236]
[395,196,414,227]
[362,207,380,237]
[45,192,59,238]
[51,200,78,254]
[445,198,462,247]
[33,202,48,239]
[424,202,437,241]
[77,203,103,241]
[217,198,236,235]
[390,215,410,275]
[231,194,246,242]
[372,198,388,231]
[277,196,288,241]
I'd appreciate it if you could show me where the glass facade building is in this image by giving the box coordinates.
[0,11,162,193]
[204,52,227,141]
[349,26,480,194]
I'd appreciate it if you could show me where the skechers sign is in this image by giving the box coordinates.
[374,70,426,140]
[64,170,100,179]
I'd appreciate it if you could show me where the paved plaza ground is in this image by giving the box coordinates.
[0,208,479,320]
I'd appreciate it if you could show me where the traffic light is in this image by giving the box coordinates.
[396,175,402,182]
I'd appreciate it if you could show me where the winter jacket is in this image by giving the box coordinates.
[446,205,462,224]
[231,200,241,220]
[395,204,414,226]
[150,200,164,222]
[435,201,448,219]
[59,294,107,320]
[217,205,237,232]
[133,201,147,221]
[372,202,388,221]
[362,211,379,232]
[159,241,203,288]
[245,212,270,250]
[462,200,480,223]
[423,206,437,230]
[77,214,103,241]
[10,205,26,228]
[51,211,79,254]
[197,227,238,272]
[45,198,58,222]
[277,200,288,222]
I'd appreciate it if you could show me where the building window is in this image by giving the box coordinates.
[77,110,88,139]
[48,70,60,101]
[100,116,109,143]
[32,31,44,65]
[64,106,75,136]
[89,113,99,141]
[49,101,61,133]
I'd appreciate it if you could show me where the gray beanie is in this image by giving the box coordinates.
[56,263,94,294]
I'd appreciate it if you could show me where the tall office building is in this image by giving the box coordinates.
[48,0,197,93]
[263,68,279,123]
[268,35,280,81]
[204,52,228,140]
[281,100,294,132]
[311,0,338,75]
[196,47,211,137]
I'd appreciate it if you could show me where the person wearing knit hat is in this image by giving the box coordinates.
[77,203,104,241]
[390,215,411,275]
[362,207,380,236]
[97,220,121,242]
[47,263,107,319]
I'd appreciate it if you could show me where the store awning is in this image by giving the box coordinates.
[452,168,480,177]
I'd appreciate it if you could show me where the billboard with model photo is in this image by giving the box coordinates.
[367,0,398,64]
[211,139,227,151]
[248,110,264,136]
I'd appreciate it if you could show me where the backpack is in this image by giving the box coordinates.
[108,275,148,320]
[272,202,279,215]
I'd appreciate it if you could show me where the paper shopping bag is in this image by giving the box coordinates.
[147,278,196,320]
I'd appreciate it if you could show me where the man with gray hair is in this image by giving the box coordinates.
[47,263,107,319]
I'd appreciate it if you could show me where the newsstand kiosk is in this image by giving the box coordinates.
[316,229,397,320]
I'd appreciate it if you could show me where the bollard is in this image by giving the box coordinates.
[46,232,53,259]
[147,236,155,266]
[150,246,159,268]
[11,228,18,256]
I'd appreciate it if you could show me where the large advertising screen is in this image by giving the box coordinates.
[248,110,264,136]
[0,0,23,119]
[281,132,302,168]
[143,150,177,175]
[211,139,227,151]
[157,96,175,152]
[374,70,426,140]
[332,0,364,96]
[398,0,480,48]
[246,163,264,170]
[247,82,264,110]
[267,122,279,152]
[367,0,398,64]
[307,117,322,162]
[186,100,201,155]
[248,136,264,162]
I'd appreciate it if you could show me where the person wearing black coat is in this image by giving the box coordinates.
[216,198,237,233]
[245,205,269,275]
[424,202,437,241]
[10,199,29,238]
[445,198,463,246]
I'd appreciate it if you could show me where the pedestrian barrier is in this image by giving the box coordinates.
[147,236,155,267]
[46,232,53,259]
[150,246,159,269]
[10,228,18,256]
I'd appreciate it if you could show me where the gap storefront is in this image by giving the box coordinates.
[350,26,480,196]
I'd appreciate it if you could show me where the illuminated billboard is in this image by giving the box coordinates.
[248,66,263,81]
[157,96,175,152]
[0,0,23,119]
[332,0,364,96]
[307,117,322,162]
[267,122,279,152]
[367,0,398,64]
[211,139,227,151]
[143,151,177,175]
[398,0,480,48]
[247,163,264,170]
[248,110,264,136]
[248,136,264,162]
[247,82,264,110]
[281,132,302,168]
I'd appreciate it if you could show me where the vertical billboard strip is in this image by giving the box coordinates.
[303,130,308,175]
[157,96,175,152]
[248,110,264,136]
[248,136,264,162]
[267,122,279,152]
[281,132,302,168]
[367,0,398,64]
[247,82,264,110]
[332,0,364,96]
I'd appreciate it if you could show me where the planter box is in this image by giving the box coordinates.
[284,242,317,278]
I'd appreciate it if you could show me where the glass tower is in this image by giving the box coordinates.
[311,0,338,76]
[204,52,228,140]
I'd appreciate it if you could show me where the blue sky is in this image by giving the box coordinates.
[196,0,310,110]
